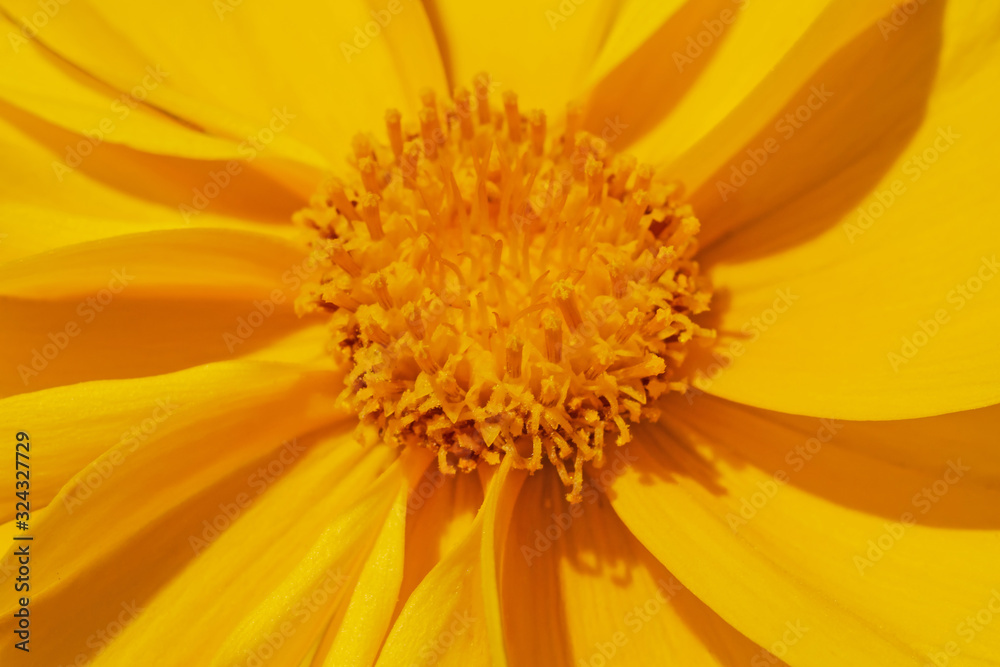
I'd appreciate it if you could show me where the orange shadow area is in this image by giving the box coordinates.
[631,392,1000,531]
[499,469,767,665]
[583,0,736,148]
[6,421,348,667]
[0,99,306,224]
[692,0,945,264]
[0,296,319,397]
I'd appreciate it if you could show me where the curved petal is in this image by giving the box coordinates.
[608,395,1000,666]
[609,0,896,170]
[584,0,867,158]
[0,0,448,166]
[680,1,1000,418]
[0,359,345,612]
[0,15,245,161]
[394,460,484,621]
[0,104,304,265]
[0,426,398,667]
[210,469,407,667]
[584,0,687,86]
[502,469,768,666]
[422,0,620,112]
[0,227,309,300]
[0,295,327,397]
[376,458,525,667]
[314,462,413,667]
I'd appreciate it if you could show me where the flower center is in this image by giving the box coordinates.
[294,74,713,501]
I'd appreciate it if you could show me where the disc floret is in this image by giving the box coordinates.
[294,76,714,501]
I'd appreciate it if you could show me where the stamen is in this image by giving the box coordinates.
[572,134,591,181]
[625,190,647,232]
[586,157,604,204]
[294,76,713,502]
[455,87,475,140]
[608,261,629,299]
[474,72,492,125]
[634,163,653,192]
[419,108,440,160]
[615,308,644,343]
[362,193,384,240]
[506,335,524,378]
[529,109,546,156]
[322,176,360,221]
[420,87,437,111]
[385,109,404,161]
[359,158,382,193]
[401,302,426,339]
[552,280,583,330]
[503,91,522,143]
[369,273,393,309]
[330,240,362,277]
[353,133,373,160]
[563,102,582,158]
[609,154,637,200]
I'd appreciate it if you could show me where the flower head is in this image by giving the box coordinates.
[1,1,999,666]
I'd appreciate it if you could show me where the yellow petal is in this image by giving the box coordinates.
[0,295,326,397]
[317,476,409,667]
[678,2,1000,418]
[376,457,525,667]
[0,0,447,167]
[4,427,396,666]
[0,331,341,517]
[0,227,308,300]
[426,0,618,112]
[615,0,895,168]
[0,15,244,161]
[395,460,484,617]
[211,469,406,667]
[584,0,688,86]
[684,0,951,246]
[609,394,1000,665]
[0,105,302,265]
[0,360,343,610]
[502,469,766,665]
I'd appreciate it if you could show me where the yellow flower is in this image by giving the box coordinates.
[2,1,999,666]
